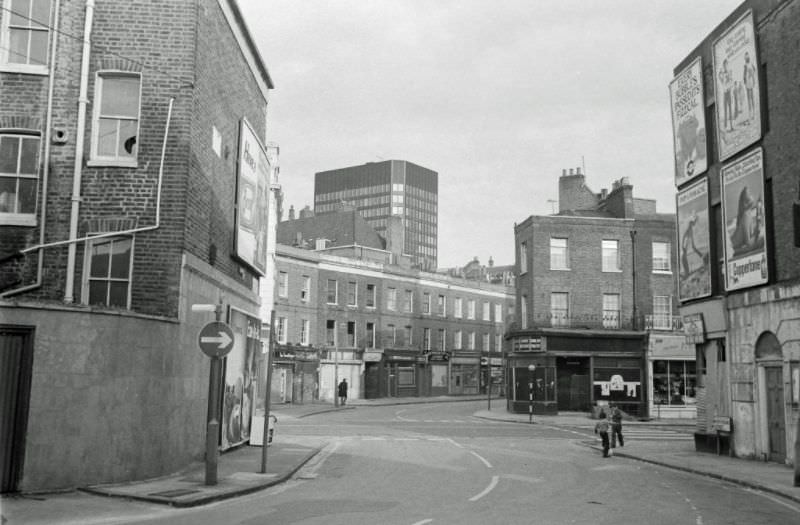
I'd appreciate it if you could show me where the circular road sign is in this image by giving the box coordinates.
[198,321,235,358]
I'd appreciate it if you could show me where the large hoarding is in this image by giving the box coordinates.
[234,118,271,275]
[721,147,767,291]
[221,308,261,450]
[712,11,761,161]
[677,177,712,301]
[670,57,707,187]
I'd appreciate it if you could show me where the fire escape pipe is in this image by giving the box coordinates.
[63,0,95,303]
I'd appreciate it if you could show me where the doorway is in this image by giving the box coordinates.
[556,356,590,411]
[764,366,786,462]
[1,326,34,493]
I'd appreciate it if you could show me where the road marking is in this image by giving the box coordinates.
[469,475,499,501]
[447,438,464,448]
[295,441,340,480]
[470,450,493,469]
[411,520,433,525]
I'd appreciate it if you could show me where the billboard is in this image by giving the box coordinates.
[221,308,261,450]
[670,57,707,187]
[721,147,767,291]
[234,118,271,275]
[712,11,761,161]
[676,177,712,301]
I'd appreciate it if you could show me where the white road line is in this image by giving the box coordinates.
[470,450,493,469]
[447,437,464,448]
[411,519,433,525]
[469,475,499,502]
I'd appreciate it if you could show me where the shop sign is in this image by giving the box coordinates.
[429,351,450,362]
[683,313,706,344]
[513,337,542,352]
[389,355,417,362]
[363,351,383,362]
[489,357,503,366]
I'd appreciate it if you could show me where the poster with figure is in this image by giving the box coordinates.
[712,11,761,161]
[721,147,767,291]
[222,308,261,450]
[670,57,707,187]
[676,178,712,301]
[234,118,271,275]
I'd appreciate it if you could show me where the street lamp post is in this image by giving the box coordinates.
[528,364,536,424]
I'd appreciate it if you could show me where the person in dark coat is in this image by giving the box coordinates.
[610,405,624,448]
[595,410,610,458]
[338,378,348,406]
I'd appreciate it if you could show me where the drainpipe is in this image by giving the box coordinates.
[63,0,95,303]
[630,229,637,330]
[0,0,61,297]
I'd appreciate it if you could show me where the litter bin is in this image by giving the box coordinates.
[267,415,277,446]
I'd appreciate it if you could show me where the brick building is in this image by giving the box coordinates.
[506,169,687,418]
[273,212,514,402]
[314,160,439,270]
[671,0,800,466]
[0,0,276,492]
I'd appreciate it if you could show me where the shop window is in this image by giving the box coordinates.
[0,132,40,225]
[398,366,415,387]
[513,366,556,402]
[652,359,696,406]
[90,72,141,166]
[1,0,51,74]
[83,236,133,308]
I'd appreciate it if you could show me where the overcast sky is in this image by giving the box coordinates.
[239,0,742,268]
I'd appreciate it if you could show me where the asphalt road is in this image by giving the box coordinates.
[5,401,800,524]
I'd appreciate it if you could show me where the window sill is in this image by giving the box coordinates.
[601,269,622,273]
[0,63,48,76]
[653,270,673,275]
[87,159,139,168]
[0,214,37,227]
[550,267,571,271]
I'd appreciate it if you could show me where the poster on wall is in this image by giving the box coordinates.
[221,308,261,450]
[676,177,712,301]
[670,57,707,187]
[234,118,271,276]
[721,147,767,291]
[712,10,761,161]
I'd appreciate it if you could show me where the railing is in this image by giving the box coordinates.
[644,314,683,331]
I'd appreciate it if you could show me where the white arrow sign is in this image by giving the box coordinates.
[200,331,232,349]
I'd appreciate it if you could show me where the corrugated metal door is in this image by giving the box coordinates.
[1,326,34,493]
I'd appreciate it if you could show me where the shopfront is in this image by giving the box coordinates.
[271,344,320,405]
[449,352,480,395]
[363,349,419,398]
[648,334,697,419]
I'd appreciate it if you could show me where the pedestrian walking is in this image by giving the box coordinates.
[338,378,348,406]
[594,410,610,458]
[610,405,624,448]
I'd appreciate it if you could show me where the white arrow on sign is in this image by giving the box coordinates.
[200,331,232,349]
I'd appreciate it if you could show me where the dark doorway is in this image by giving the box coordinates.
[1,326,34,493]
[364,362,380,399]
[557,356,590,411]
[765,366,786,462]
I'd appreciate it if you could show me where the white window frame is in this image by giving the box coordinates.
[347,280,357,307]
[387,287,397,310]
[366,322,376,349]
[602,239,621,272]
[387,324,396,347]
[89,71,142,167]
[551,292,569,327]
[520,295,528,330]
[326,279,338,304]
[468,332,476,350]
[300,319,310,345]
[0,132,40,226]
[652,241,672,273]
[602,293,620,329]
[454,297,463,319]
[494,303,502,324]
[422,292,431,315]
[438,328,446,351]
[277,271,288,298]
[277,317,288,344]
[301,275,311,302]
[423,327,431,351]
[403,290,413,312]
[82,235,134,309]
[495,333,502,353]
[366,283,376,308]
[519,241,528,274]
[0,0,51,75]
[482,301,490,321]
[437,294,446,316]
[454,330,462,350]
[653,295,673,330]
[468,299,476,320]
[550,237,569,270]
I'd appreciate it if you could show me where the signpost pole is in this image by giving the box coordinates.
[205,301,224,486]
[261,310,276,474]
[487,361,492,411]
[528,364,536,424]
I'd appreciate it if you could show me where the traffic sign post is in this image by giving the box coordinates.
[194,303,234,486]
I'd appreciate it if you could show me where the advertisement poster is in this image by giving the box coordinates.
[712,11,761,161]
[235,118,271,275]
[670,57,707,187]
[221,308,261,450]
[721,147,767,291]
[676,177,712,301]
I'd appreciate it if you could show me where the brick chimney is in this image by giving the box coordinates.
[558,166,598,212]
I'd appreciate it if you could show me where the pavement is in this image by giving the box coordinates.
[4,395,800,511]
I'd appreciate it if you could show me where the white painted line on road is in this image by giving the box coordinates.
[411,519,433,525]
[470,450,493,469]
[395,437,420,441]
[469,475,499,502]
[447,438,464,448]
[296,441,340,480]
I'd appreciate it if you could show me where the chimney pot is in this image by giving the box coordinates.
[576,167,581,175]
[569,168,574,175]
[562,169,566,176]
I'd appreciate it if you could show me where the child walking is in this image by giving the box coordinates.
[595,410,610,458]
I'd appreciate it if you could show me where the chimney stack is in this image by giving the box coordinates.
[288,205,295,220]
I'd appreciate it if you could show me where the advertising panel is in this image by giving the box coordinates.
[721,147,767,291]
[676,177,712,301]
[221,308,261,450]
[234,118,271,275]
[712,11,761,161]
[670,57,707,187]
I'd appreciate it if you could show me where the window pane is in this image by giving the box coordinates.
[31,0,50,28]
[0,136,19,173]
[110,238,132,278]
[90,242,111,278]
[10,0,31,26]
[29,29,48,65]
[101,77,140,117]
[0,178,17,213]
[118,120,137,157]
[19,137,39,174]
[97,118,118,156]
[109,281,128,307]
[88,280,108,305]
[8,29,28,64]
[18,178,37,213]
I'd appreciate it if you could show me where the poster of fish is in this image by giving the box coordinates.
[676,177,712,301]
[670,57,707,187]
[712,11,761,161]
